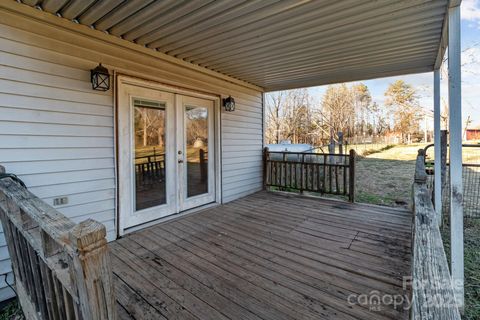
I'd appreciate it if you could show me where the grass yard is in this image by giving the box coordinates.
[355,143,427,207]
[355,143,480,319]
[0,300,23,320]
[442,219,480,320]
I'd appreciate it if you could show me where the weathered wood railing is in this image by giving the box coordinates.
[0,166,116,320]
[263,148,355,202]
[411,150,461,319]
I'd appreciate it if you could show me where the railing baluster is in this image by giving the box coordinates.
[335,161,339,193]
[322,155,326,194]
[20,235,36,307]
[62,287,75,320]
[270,157,273,187]
[329,163,333,193]
[27,244,47,315]
[53,276,67,318]
[39,259,59,320]
[349,150,356,202]
[317,163,320,191]
[293,162,297,189]
[301,154,305,193]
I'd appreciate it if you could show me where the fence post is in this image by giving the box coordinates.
[69,219,117,320]
[415,149,428,184]
[349,149,356,202]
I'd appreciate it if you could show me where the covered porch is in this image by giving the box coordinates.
[112,191,412,320]
[0,0,465,319]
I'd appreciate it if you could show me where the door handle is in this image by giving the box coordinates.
[178,159,184,163]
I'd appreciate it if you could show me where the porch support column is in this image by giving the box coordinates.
[448,4,464,311]
[433,69,442,225]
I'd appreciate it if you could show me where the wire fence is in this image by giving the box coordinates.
[424,143,480,220]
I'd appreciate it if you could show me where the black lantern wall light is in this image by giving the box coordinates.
[91,63,110,91]
[223,95,235,112]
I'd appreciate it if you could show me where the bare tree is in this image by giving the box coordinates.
[321,84,355,138]
[265,89,316,144]
[265,91,285,144]
[134,107,165,148]
[352,83,372,136]
[282,89,313,144]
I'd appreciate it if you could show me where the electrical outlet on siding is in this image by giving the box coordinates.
[53,197,68,206]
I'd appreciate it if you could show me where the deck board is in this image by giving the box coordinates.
[112,191,412,319]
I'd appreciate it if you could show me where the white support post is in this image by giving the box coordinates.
[448,5,464,311]
[433,69,442,225]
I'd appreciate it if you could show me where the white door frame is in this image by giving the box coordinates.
[116,75,221,236]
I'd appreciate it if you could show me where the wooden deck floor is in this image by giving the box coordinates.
[110,191,412,320]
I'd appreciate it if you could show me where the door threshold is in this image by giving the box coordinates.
[120,202,220,237]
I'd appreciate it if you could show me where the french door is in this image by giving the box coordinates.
[118,79,215,231]
[176,95,215,211]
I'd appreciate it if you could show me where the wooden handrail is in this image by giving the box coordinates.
[0,165,116,320]
[263,148,356,202]
[410,150,461,319]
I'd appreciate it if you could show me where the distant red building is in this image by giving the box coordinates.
[466,128,480,141]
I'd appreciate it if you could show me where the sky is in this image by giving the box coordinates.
[283,0,480,129]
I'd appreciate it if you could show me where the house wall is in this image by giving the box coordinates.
[0,5,264,301]
[466,129,480,141]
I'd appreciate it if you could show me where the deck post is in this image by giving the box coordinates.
[348,149,355,202]
[69,219,117,320]
[433,68,442,225]
[448,4,464,311]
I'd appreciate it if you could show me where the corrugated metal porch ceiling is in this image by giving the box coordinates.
[21,0,450,91]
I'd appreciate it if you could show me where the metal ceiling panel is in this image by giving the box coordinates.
[78,0,124,26]
[21,0,452,91]
[41,0,69,14]
[60,0,96,20]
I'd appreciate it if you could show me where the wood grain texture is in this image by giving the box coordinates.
[112,191,412,319]
[0,172,116,319]
[411,150,461,319]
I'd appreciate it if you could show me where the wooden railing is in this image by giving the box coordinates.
[263,148,355,202]
[0,166,116,320]
[411,150,461,319]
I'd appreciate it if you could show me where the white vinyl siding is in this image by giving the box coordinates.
[0,29,116,301]
[0,9,264,301]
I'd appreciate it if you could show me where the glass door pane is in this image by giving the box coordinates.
[185,105,209,197]
[133,99,166,211]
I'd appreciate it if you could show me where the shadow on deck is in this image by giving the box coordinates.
[111,191,412,320]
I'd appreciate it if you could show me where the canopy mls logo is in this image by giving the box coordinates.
[346,276,463,312]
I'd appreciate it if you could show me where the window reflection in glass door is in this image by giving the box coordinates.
[185,106,209,197]
[133,99,166,211]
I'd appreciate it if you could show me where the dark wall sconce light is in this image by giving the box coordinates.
[223,95,235,112]
[91,63,110,91]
